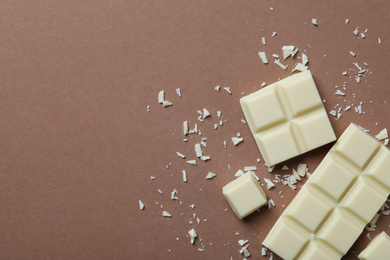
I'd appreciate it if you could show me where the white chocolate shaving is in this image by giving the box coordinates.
[139,200,145,210]
[258,52,268,64]
[186,160,197,165]
[182,170,187,183]
[194,143,203,158]
[206,172,216,179]
[203,108,210,118]
[232,137,244,146]
[162,100,172,107]
[274,59,288,70]
[375,128,388,141]
[158,90,165,104]
[282,46,294,60]
[188,228,197,244]
[162,211,172,217]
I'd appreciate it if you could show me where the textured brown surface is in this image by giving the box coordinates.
[1,1,389,259]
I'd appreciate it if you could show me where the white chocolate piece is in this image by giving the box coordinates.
[263,123,390,259]
[223,171,267,219]
[358,232,390,260]
[240,71,336,166]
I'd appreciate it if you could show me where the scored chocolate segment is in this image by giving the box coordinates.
[262,123,390,259]
[240,70,336,166]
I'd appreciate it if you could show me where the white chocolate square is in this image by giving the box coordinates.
[262,123,390,259]
[364,147,390,191]
[299,241,342,260]
[277,73,322,116]
[254,124,299,166]
[292,109,336,151]
[310,154,358,201]
[222,172,267,219]
[284,185,333,232]
[317,208,365,254]
[335,125,379,169]
[341,178,387,222]
[240,85,286,132]
[262,217,309,260]
[241,71,336,166]
[358,232,390,260]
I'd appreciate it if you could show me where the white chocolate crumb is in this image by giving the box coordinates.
[342,71,348,76]
[268,199,276,209]
[262,37,266,45]
[215,85,220,92]
[345,19,349,24]
[214,124,218,130]
[239,246,251,258]
[291,49,299,57]
[384,139,389,146]
[261,82,267,87]
[203,108,210,118]
[206,172,216,179]
[150,176,156,180]
[188,228,197,244]
[350,51,356,57]
[361,32,366,39]
[200,156,211,161]
[274,59,288,70]
[186,160,197,166]
[311,18,318,26]
[171,189,178,200]
[264,178,275,189]
[292,169,301,181]
[335,90,346,96]
[232,137,244,146]
[353,27,359,36]
[244,166,257,171]
[158,90,165,104]
[281,165,289,170]
[297,163,307,177]
[302,53,309,65]
[224,140,227,149]
[146,105,150,112]
[238,240,249,246]
[235,169,244,178]
[267,166,275,172]
[282,46,294,60]
[272,31,277,37]
[176,152,186,159]
[183,121,189,135]
[272,54,279,59]
[139,200,145,210]
[378,37,381,44]
[182,170,187,183]
[329,110,337,117]
[189,204,195,209]
[162,100,172,107]
[292,63,308,72]
[176,88,181,97]
[223,87,232,94]
[162,211,172,217]
[262,247,267,256]
[258,52,269,64]
[375,128,388,141]
[194,144,203,158]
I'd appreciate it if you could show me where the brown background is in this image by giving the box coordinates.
[1,1,389,259]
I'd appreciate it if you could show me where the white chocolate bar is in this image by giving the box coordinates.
[358,232,390,260]
[223,172,267,219]
[263,123,390,259]
[240,71,336,166]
